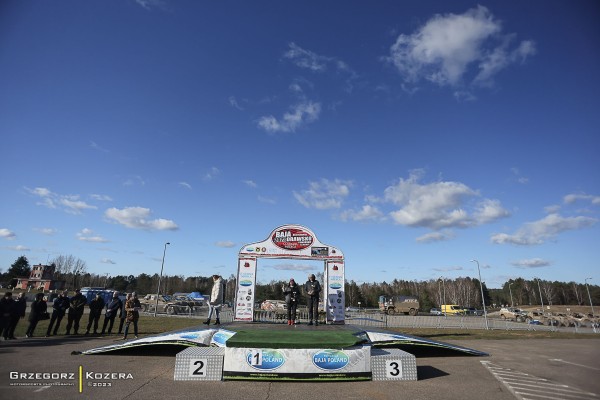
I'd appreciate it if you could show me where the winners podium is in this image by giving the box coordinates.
[173,326,418,382]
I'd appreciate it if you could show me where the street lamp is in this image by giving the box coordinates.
[585,278,595,316]
[439,276,446,316]
[509,282,514,308]
[470,260,489,330]
[154,242,171,317]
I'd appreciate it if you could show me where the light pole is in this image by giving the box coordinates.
[585,278,595,316]
[536,278,544,311]
[154,242,170,317]
[439,276,446,316]
[470,260,489,330]
[509,282,514,308]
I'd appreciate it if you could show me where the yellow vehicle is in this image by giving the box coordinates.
[441,304,465,315]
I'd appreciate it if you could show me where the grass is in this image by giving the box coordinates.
[11,313,599,340]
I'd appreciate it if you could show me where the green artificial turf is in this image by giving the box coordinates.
[226,329,363,349]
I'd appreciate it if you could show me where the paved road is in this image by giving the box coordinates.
[1,330,598,400]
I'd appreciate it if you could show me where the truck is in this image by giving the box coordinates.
[378,295,419,315]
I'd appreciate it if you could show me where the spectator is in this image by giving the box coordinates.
[7,293,27,339]
[25,293,47,338]
[85,293,105,335]
[46,290,70,337]
[283,278,301,326]
[1,292,14,340]
[117,293,130,335]
[66,289,86,335]
[123,292,141,340]
[101,292,123,335]
[304,274,321,326]
[203,275,224,325]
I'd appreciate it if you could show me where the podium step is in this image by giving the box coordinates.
[174,345,417,382]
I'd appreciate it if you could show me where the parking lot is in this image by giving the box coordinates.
[1,323,598,400]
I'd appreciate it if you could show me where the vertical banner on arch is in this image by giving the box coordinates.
[325,261,345,324]
[234,257,257,321]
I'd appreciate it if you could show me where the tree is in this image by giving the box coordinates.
[7,256,31,286]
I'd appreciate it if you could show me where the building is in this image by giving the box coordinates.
[16,264,65,291]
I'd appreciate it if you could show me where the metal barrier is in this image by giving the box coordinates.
[345,313,599,334]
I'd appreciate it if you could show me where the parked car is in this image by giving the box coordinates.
[499,307,526,321]
[464,307,484,316]
[139,294,194,315]
[430,308,443,316]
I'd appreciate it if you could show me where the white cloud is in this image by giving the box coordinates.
[202,167,221,181]
[491,213,597,245]
[258,196,276,205]
[564,193,600,205]
[7,245,30,251]
[243,180,258,188]
[511,258,550,269]
[100,258,116,264]
[228,96,245,111]
[60,197,97,214]
[105,207,179,231]
[215,241,236,248]
[90,194,113,201]
[294,179,352,210]
[90,141,109,153]
[473,199,511,224]
[0,228,16,240]
[386,6,535,89]
[340,205,385,222]
[257,101,321,133]
[284,42,331,72]
[134,0,166,10]
[77,228,109,243]
[383,170,508,229]
[34,228,57,236]
[178,182,192,190]
[416,230,455,243]
[122,175,146,187]
[26,187,97,214]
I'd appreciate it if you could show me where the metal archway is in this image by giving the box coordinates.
[234,224,345,324]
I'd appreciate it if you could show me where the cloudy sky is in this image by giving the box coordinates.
[1,1,598,288]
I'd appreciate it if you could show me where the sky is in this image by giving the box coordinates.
[1,1,599,289]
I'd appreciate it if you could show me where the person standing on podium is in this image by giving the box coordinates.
[304,274,321,326]
[283,278,301,325]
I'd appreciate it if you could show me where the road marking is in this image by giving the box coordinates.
[549,359,600,371]
[481,361,598,400]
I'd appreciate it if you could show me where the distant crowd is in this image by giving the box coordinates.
[0,289,143,341]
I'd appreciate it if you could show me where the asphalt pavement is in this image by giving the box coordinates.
[1,326,598,400]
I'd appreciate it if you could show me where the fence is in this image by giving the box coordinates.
[345,312,600,334]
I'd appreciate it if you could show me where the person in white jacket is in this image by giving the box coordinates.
[203,275,224,325]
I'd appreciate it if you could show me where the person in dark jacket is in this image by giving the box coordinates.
[25,293,47,338]
[283,278,301,325]
[85,294,105,334]
[117,293,129,335]
[46,290,70,337]
[101,292,122,335]
[304,274,322,326]
[6,292,27,339]
[1,292,14,339]
[66,289,86,335]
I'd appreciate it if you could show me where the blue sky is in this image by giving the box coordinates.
[1,1,599,289]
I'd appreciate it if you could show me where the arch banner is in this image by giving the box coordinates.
[234,224,345,324]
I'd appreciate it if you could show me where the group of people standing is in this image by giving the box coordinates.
[1,289,143,341]
[283,273,322,326]
[0,292,27,340]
